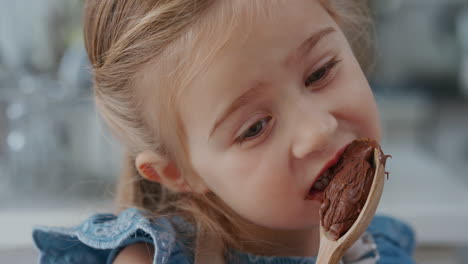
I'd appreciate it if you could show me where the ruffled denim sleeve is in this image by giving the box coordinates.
[367,215,416,264]
[32,208,194,264]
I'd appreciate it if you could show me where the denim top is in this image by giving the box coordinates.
[32,208,416,264]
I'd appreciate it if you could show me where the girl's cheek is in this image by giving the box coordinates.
[329,52,380,138]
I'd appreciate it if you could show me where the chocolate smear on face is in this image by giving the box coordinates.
[319,138,390,240]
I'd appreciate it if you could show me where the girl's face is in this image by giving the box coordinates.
[178,0,380,251]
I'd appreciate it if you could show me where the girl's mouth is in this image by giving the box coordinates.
[305,168,332,201]
[305,142,350,201]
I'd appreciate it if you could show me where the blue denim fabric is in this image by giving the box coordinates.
[367,215,416,264]
[32,208,416,264]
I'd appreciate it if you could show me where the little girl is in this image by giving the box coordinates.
[33,0,416,263]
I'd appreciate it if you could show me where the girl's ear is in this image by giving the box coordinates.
[135,150,192,193]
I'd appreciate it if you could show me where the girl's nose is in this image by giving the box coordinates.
[290,110,338,159]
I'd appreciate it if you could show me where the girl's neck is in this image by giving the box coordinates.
[195,230,225,264]
[194,223,321,264]
[235,223,321,257]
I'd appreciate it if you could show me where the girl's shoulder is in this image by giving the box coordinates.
[32,208,195,264]
[229,215,416,264]
[366,215,416,264]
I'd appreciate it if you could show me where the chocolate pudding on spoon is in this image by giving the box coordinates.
[306,138,391,240]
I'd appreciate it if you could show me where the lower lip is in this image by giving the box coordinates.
[306,191,324,201]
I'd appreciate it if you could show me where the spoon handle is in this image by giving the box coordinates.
[316,240,343,264]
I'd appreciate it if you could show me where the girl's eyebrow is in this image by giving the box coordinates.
[209,82,265,139]
[285,26,336,67]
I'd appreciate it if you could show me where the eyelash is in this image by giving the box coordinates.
[235,57,341,146]
[235,116,272,145]
[304,57,341,87]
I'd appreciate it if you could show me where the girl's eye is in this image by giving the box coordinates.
[236,116,272,144]
[304,58,340,87]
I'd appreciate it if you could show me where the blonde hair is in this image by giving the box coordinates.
[83,0,373,257]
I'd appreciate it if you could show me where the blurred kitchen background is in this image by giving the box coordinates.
[1,0,467,263]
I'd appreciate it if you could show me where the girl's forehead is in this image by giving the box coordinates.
[175,0,332,85]
[176,0,335,92]
[203,0,332,55]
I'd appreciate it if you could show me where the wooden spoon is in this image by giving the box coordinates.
[316,148,386,264]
